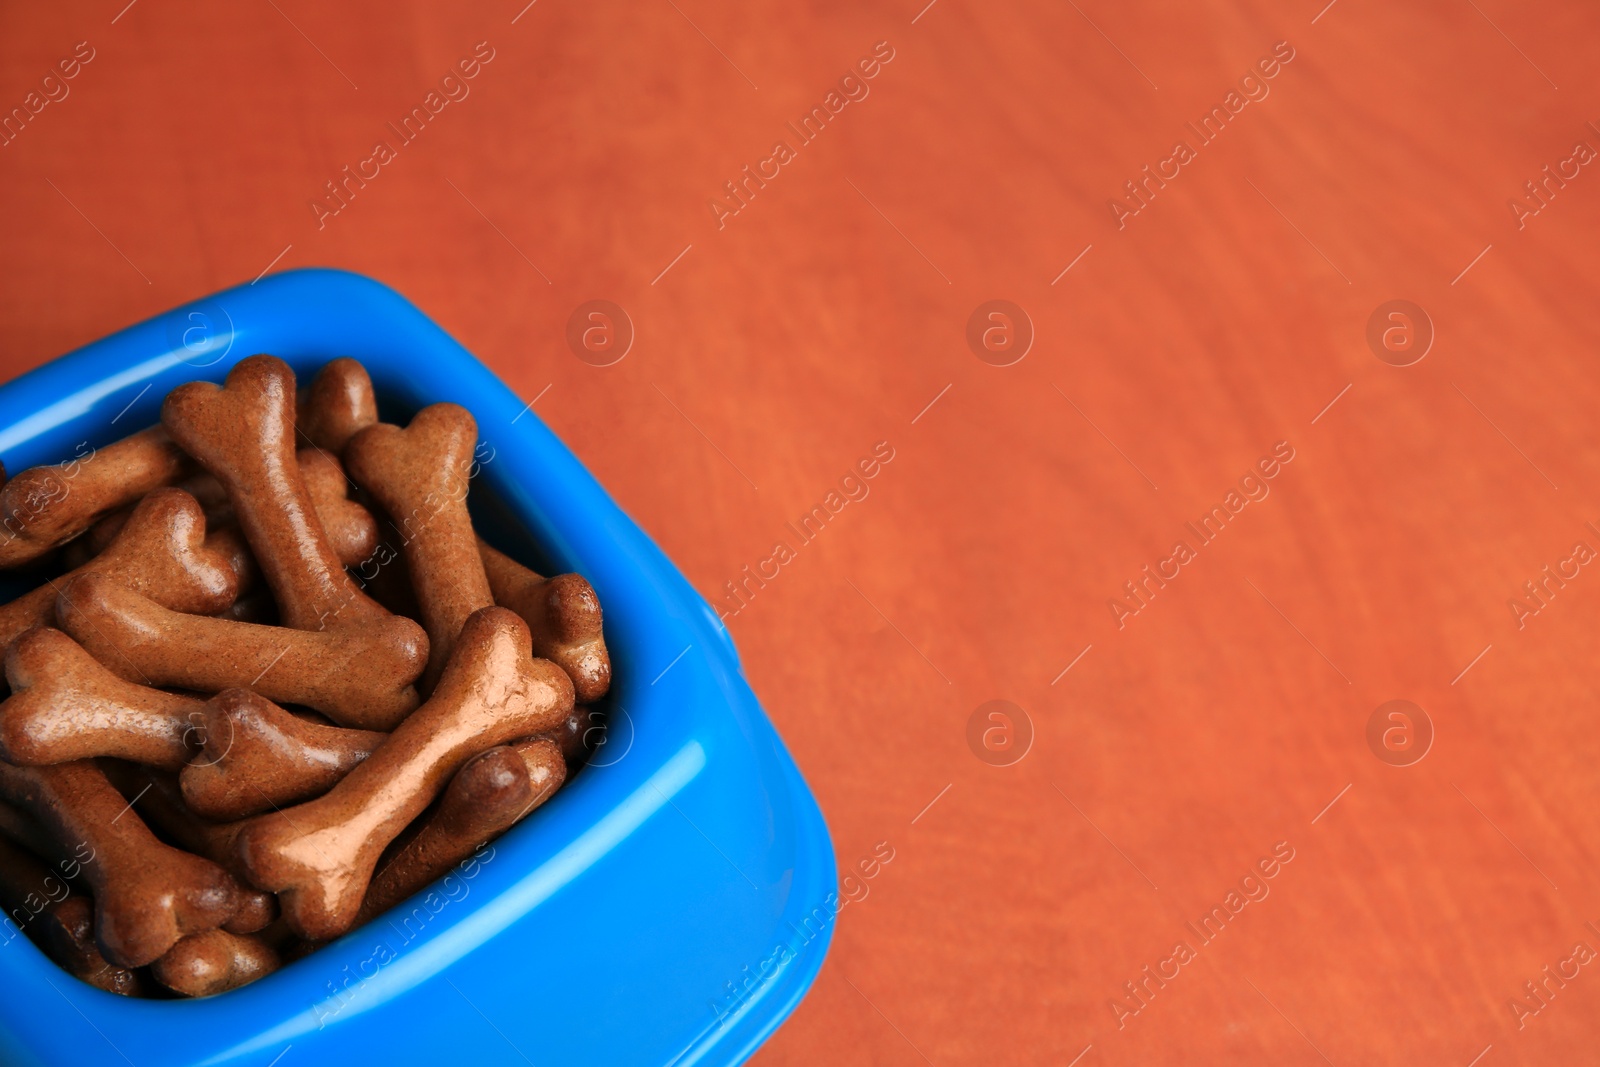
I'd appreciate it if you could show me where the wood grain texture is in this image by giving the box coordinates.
[4,0,1600,1062]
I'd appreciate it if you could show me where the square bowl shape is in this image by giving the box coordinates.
[0,269,836,1067]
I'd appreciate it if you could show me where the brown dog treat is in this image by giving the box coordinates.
[299,358,378,455]
[161,355,386,631]
[0,427,191,569]
[152,928,279,997]
[358,748,533,920]
[534,705,604,770]
[181,689,384,821]
[0,759,238,967]
[239,607,573,940]
[56,573,427,731]
[0,628,205,770]
[0,488,238,654]
[297,449,379,566]
[101,765,277,936]
[366,739,565,887]
[187,449,377,573]
[0,832,138,994]
[33,894,144,995]
[346,405,491,690]
[0,832,143,995]
[358,744,555,922]
[204,526,258,592]
[227,891,279,938]
[509,737,567,809]
[479,540,610,702]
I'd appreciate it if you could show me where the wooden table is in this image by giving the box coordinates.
[4,1,1600,1063]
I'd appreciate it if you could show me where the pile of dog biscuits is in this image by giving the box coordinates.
[0,355,609,997]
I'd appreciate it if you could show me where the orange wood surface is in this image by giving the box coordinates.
[5,1,1600,1063]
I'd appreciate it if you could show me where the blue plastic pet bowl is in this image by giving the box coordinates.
[0,269,836,1066]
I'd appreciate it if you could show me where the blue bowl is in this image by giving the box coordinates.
[0,269,836,1066]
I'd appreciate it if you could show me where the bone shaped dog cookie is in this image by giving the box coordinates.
[56,573,427,730]
[0,487,238,652]
[153,928,280,997]
[238,607,573,940]
[181,689,385,820]
[36,895,144,995]
[202,525,258,595]
[357,740,564,922]
[511,737,569,807]
[181,448,377,573]
[345,404,492,690]
[0,628,205,770]
[0,426,191,568]
[533,705,602,770]
[297,448,379,566]
[0,834,141,995]
[0,759,239,967]
[479,540,611,702]
[298,357,378,455]
[102,764,277,936]
[61,495,308,596]
[162,355,386,631]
